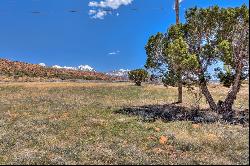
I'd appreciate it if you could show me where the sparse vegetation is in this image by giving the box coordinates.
[0,2,248,165]
[0,82,248,165]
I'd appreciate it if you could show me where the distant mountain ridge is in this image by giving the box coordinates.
[106,69,130,79]
[0,58,125,81]
[51,64,95,72]
[38,63,95,72]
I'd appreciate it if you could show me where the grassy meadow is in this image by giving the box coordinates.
[0,82,249,165]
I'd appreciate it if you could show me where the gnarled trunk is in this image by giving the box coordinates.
[220,21,248,112]
[221,63,243,112]
[200,81,217,111]
[196,52,217,111]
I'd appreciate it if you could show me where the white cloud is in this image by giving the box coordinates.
[52,64,95,71]
[52,65,76,70]
[78,65,94,71]
[108,50,120,55]
[89,0,133,9]
[88,9,97,15]
[88,0,133,19]
[106,69,130,77]
[119,69,130,72]
[91,10,108,19]
[52,65,63,69]
[39,63,46,67]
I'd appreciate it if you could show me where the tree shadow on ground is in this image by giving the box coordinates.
[115,104,249,126]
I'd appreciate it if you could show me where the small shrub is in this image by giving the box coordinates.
[128,69,148,86]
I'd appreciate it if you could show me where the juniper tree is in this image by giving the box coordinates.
[145,24,195,103]
[184,5,249,112]
[145,5,249,112]
[174,0,184,103]
[216,5,249,112]
[145,29,181,103]
[145,0,185,103]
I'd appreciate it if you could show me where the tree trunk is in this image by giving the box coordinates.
[200,81,217,111]
[196,40,217,111]
[135,81,142,86]
[175,0,182,103]
[222,63,243,112]
[177,81,183,103]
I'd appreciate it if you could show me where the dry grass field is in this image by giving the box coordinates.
[0,82,249,165]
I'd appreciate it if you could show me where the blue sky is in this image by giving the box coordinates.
[0,0,249,72]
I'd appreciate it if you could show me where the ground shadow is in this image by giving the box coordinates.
[115,104,249,126]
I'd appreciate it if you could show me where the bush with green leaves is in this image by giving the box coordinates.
[216,65,248,88]
[128,69,149,86]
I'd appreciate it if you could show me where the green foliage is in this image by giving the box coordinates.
[167,23,187,40]
[128,69,149,86]
[162,70,179,87]
[145,32,166,69]
[145,21,203,91]
[145,4,249,111]
[217,65,249,88]
[217,4,249,41]
[164,25,200,87]
[182,54,200,70]
[185,5,249,81]
[145,24,195,88]
[165,36,199,72]
[218,71,234,88]
[166,37,188,66]
[185,6,221,72]
[217,40,233,66]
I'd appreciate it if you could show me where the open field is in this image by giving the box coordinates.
[0,82,249,165]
